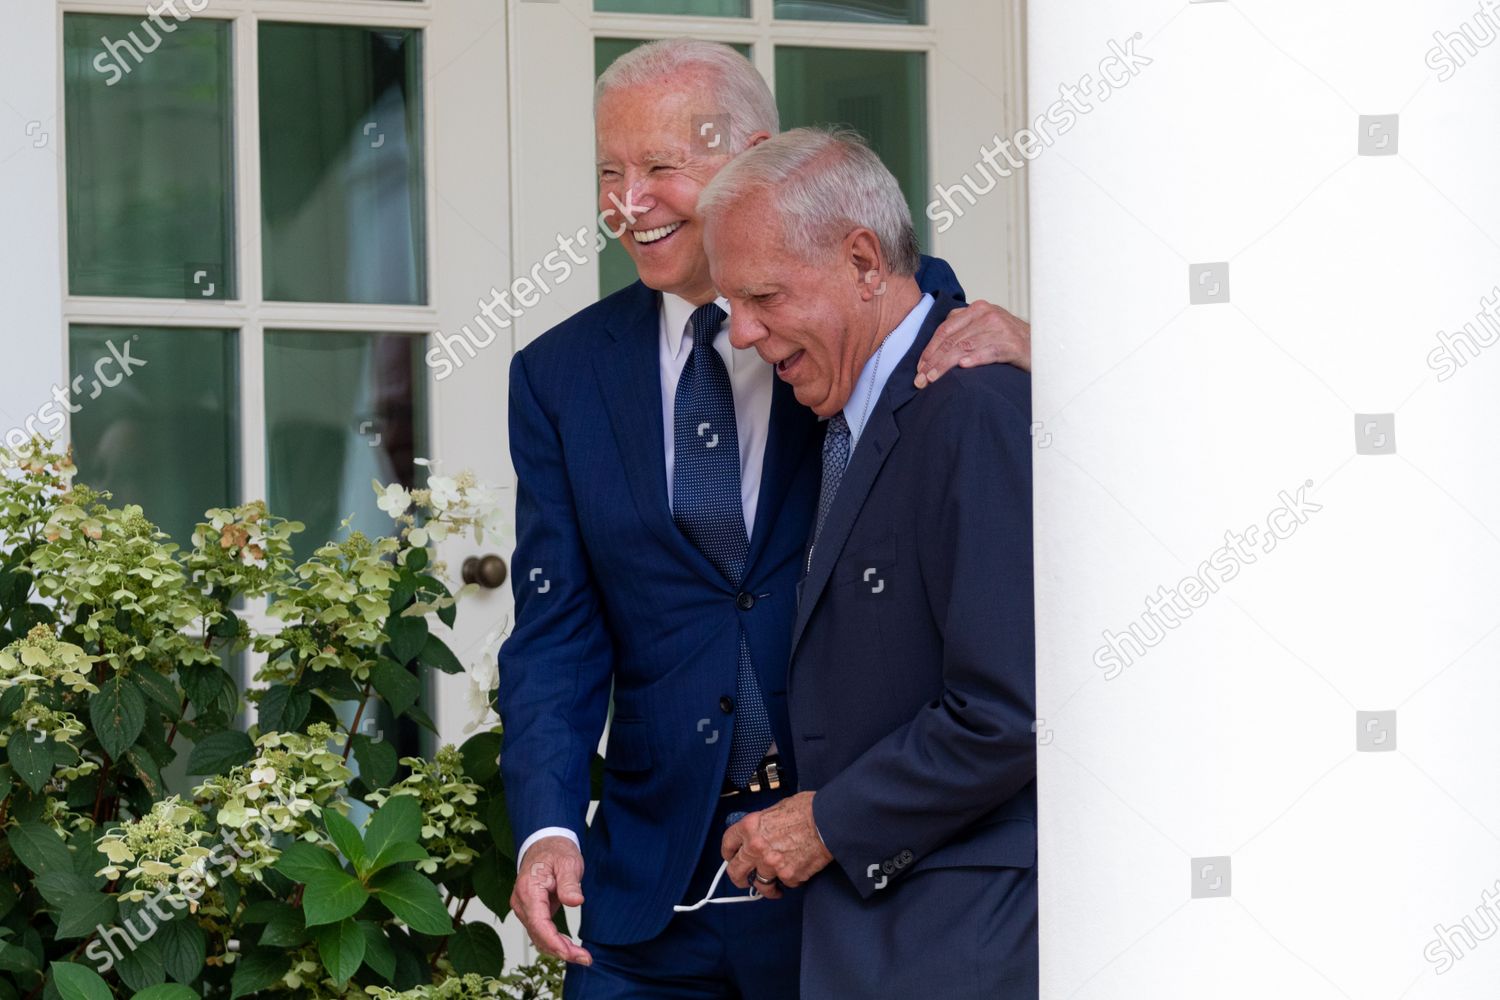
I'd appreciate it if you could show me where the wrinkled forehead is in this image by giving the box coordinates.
[594,77,709,160]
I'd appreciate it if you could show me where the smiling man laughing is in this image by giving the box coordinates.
[499,39,1031,1000]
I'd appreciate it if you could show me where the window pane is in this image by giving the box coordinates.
[775,47,929,245]
[595,0,748,16]
[260,24,427,305]
[63,15,234,299]
[68,327,239,548]
[774,0,924,24]
[594,37,752,298]
[264,332,428,562]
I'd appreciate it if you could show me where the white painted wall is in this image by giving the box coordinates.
[1,3,66,444]
[1030,2,1500,997]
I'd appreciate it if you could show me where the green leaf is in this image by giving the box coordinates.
[257,684,310,732]
[417,633,464,675]
[459,731,502,785]
[90,675,146,759]
[131,986,201,1000]
[7,734,54,793]
[386,615,428,666]
[311,917,366,986]
[370,659,421,717]
[54,892,116,940]
[156,917,205,983]
[368,841,431,874]
[0,940,38,975]
[129,669,182,718]
[0,687,24,724]
[351,734,397,789]
[404,547,429,573]
[273,842,342,884]
[185,730,255,775]
[324,810,366,873]
[472,849,515,919]
[363,794,421,863]
[125,747,162,797]
[447,921,504,976]
[50,962,112,1000]
[301,869,369,928]
[370,869,452,936]
[258,905,307,948]
[229,949,290,999]
[117,930,167,991]
[358,921,396,980]
[35,872,94,909]
[8,823,70,876]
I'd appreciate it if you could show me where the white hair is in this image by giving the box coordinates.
[697,126,920,276]
[594,38,779,155]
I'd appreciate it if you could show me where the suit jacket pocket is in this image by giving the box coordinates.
[834,530,896,594]
[602,718,653,773]
[908,817,1035,872]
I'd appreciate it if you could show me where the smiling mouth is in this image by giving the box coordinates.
[775,350,805,377]
[632,222,683,245]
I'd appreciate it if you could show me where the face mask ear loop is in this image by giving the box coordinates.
[672,859,766,912]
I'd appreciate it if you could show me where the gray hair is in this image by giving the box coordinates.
[697,126,920,276]
[595,38,779,155]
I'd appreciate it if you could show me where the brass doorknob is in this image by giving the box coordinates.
[461,554,508,589]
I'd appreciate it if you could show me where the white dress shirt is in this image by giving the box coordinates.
[517,293,776,867]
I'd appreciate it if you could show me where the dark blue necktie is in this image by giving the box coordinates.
[672,303,772,788]
[813,412,851,549]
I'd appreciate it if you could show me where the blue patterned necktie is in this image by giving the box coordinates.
[672,303,772,788]
[812,412,852,550]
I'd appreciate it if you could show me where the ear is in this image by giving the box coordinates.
[845,228,885,302]
[746,130,773,149]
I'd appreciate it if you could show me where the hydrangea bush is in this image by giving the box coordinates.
[0,439,567,999]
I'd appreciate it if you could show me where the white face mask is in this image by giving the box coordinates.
[673,859,769,912]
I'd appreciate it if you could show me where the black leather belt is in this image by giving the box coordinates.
[720,754,784,798]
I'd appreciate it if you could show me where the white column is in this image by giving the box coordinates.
[0,1,66,448]
[1029,2,1500,997]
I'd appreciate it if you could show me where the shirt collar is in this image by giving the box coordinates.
[843,293,935,447]
[662,291,733,362]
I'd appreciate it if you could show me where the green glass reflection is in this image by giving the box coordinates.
[68,327,239,548]
[594,38,752,299]
[264,332,429,563]
[774,0,924,24]
[260,24,427,305]
[595,0,748,16]
[775,46,929,245]
[63,14,234,299]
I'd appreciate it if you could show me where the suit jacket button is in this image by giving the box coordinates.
[897,849,914,866]
[719,696,734,714]
[881,859,896,875]
[736,592,755,611]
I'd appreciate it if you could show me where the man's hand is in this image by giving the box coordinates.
[721,792,833,899]
[510,835,592,966]
[916,299,1031,386]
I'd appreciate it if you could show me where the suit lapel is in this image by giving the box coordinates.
[745,374,819,575]
[789,293,961,658]
[592,283,725,588]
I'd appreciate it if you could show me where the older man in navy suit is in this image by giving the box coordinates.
[706,128,1037,999]
[500,39,1032,999]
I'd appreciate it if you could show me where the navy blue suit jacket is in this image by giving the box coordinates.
[499,258,964,946]
[792,292,1037,997]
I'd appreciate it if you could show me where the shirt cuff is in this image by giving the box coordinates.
[517,827,581,871]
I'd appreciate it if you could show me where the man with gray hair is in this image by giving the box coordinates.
[704,128,1037,998]
[500,38,1030,998]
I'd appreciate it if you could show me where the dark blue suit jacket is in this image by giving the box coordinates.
[792,292,1037,997]
[499,258,965,946]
